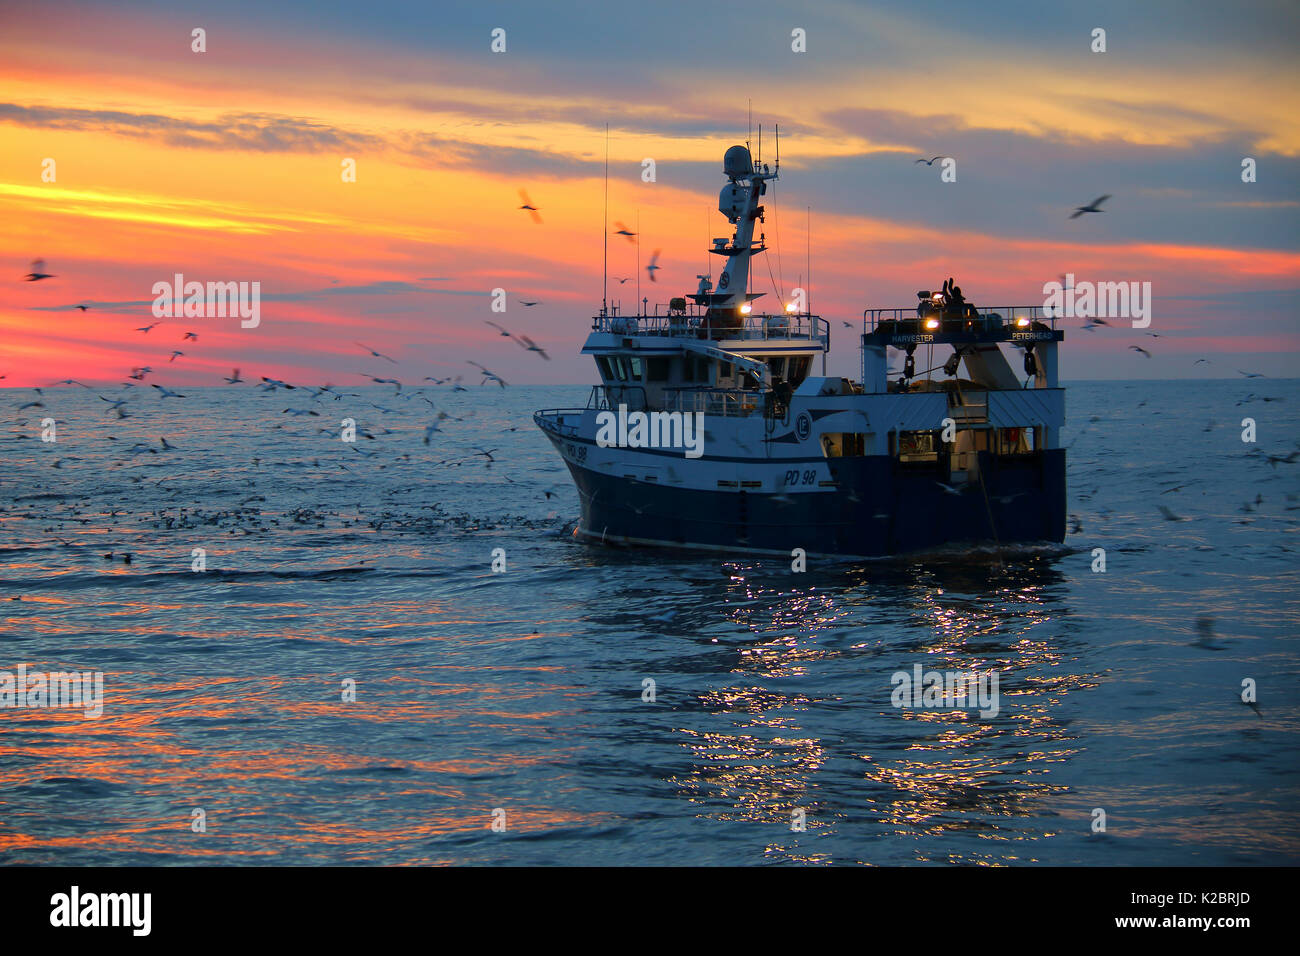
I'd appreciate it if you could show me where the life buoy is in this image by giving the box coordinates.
[1005,427,1020,446]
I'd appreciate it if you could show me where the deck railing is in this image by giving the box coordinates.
[592,310,829,348]
[863,305,1058,334]
[662,386,763,418]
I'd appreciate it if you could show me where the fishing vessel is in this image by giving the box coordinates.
[534,142,1065,558]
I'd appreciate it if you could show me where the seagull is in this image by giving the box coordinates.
[354,341,398,364]
[518,300,542,307]
[914,156,944,166]
[615,277,632,285]
[1236,369,1265,378]
[136,323,160,333]
[1193,358,1211,365]
[169,350,184,362]
[422,419,446,444]
[935,481,967,496]
[1129,345,1152,358]
[182,331,198,341]
[1081,317,1110,331]
[646,249,661,282]
[517,189,542,224]
[23,259,55,281]
[613,221,637,242]
[1069,195,1111,219]
[128,366,152,381]
[74,304,89,311]
[486,320,514,338]
[360,374,402,393]
[151,384,185,399]
[517,335,551,360]
[467,360,507,387]
[224,368,243,384]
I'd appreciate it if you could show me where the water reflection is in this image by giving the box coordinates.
[651,553,1097,863]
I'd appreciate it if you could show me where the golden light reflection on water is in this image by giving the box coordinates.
[673,558,1094,864]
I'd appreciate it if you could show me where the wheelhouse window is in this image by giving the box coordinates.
[821,432,867,457]
[646,357,670,381]
[897,430,940,463]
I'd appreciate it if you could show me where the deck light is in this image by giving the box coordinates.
[924,317,940,330]
[740,304,752,314]
[785,302,797,313]
[1014,316,1030,328]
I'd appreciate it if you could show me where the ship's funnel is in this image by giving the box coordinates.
[723,145,753,180]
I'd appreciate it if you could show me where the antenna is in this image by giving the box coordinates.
[758,123,762,167]
[775,123,780,174]
[747,99,752,151]
[602,123,609,315]
[635,208,641,315]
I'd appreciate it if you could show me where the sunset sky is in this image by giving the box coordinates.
[2,0,1298,386]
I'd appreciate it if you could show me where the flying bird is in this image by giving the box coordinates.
[1129,345,1152,358]
[467,360,507,387]
[354,341,398,364]
[517,335,551,360]
[182,331,198,341]
[518,300,542,307]
[169,350,184,362]
[486,321,514,338]
[74,304,89,311]
[136,323,160,334]
[517,189,542,224]
[1070,195,1111,219]
[224,369,243,384]
[646,249,661,282]
[23,259,55,281]
[613,221,637,242]
[913,156,944,166]
[150,384,185,399]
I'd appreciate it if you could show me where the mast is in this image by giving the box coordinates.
[602,123,609,315]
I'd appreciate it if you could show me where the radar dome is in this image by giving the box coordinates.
[723,145,753,179]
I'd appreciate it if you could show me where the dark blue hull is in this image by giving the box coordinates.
[566,450,1066,558]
